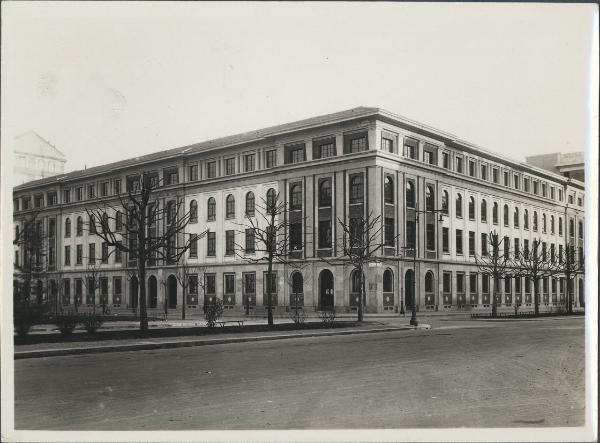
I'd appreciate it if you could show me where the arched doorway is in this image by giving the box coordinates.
[168,275,178,309]
[425,271,435,307]
[319,270,334,310]
[290,272,304,308]
[578,278,584,308]
[350,270,366,309]
[148,276,158,309]
[405,269,415,310]
[130,277,139,310]
[382,269,394,311]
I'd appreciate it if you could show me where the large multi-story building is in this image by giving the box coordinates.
[12,107,586,315]
[11,131,67,186]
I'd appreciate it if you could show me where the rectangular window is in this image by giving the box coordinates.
[381,137,393,154]
[225,158,236,175]
[456,229,463,255]
[224,273,235,296]
[350,137,367,153]
[290,223,302,251]
[64,246,71,266]
[455,156,463,174]
[524,178,530,192]
[189,164,199,181]
[87,185,96,199]
[503,171,509,187]
[514,238,520,256]
[206,161,217,179]
[543,277,548,294]
[265,150,277,168]
[205,274,216,296]
[244,154,255,172]
[457,273,465,293]
[442,152,450,169]
[48,192,58,206]
[189,234,198,258]
[481,164,487,180]
[89,243,96,264]
[443,272,451,293]
[514,174,519,190]
[245,228,255,253]
[426,224,435,251]
[492,168,499,184]
[423,150,432,165]
[63,190,71,204]
[75,279,83,305]
[504,236,510,259]
[207,231,216,256]
[402,138,417,159]
[225,230,235,255]
[515,277,522,294]
[101,182,109,197]
[505,277,512,293]
[558,189,563,201]
[550,187,555,200]
[524,239,529,259]
[188,274,198,296]
[34,194,44,207]
[470,273,478,294]
[319,220,332,249]
[76,245,83,264]
[115,241,122,263]
[102,242,108,263]
[114,179,122,194]
[469,160,476,177]
[406,221,415,249]
[243,272,256,306]
[542,183,547,197]
[482,274,489,293]
[320,142,336,158]
[481,233,488,256]
[442,227,449,253]
[468,231,475,256]
[533,181,539,195]
[285,143,306,164]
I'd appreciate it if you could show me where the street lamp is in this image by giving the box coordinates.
[402,202,448,327]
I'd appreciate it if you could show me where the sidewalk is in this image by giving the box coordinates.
[15,319,431,360]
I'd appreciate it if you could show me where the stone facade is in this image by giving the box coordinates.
[12,107,586,315]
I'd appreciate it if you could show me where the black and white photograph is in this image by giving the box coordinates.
[1,2,597,442]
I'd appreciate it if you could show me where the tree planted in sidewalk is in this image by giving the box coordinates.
[558,242,585,314]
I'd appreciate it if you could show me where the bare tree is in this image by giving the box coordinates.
[174,257,206,320]
[474,231,514,318]
[13,210,48,308]
[558,242,585,314]
[87,171,202,331]
[234,190,305,326]
[82,261,104,315]
[513,237,561,316]
[323,212,389,322]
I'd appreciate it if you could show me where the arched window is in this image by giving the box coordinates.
[426,186,434,211]
[319,180,332,207]
[468,196,475,220]
[65,218,71,237]
[89,214,97,234]
[481,200,487,222]
[384,176,394,204]
[266,188,276,213]
[455,193,463,218]
[533,211,538,231]
[493,202,498,224]
[77,216,83,236]
[425,271,434,293]
[291,272,303,294]
[442,190,449,214]
[226,194,235,219]
[503,204,509,227]
[405,181,415,208]
[383,269,393,293]
[524,209,529,229]
[350,176,364,204]
[559,217,563,235]
[550,215,555,234]
[290,184,302,210]
[207,197,216,221]
[514,207,519,228]
[542,213,547,233]
[189,200,198,223]
[245,192,255,217]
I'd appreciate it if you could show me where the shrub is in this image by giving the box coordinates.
[203,298,224,328]
[80,312,104,334]
[318,309,336,327]
[14,306,35,336]
[55,311,79,335]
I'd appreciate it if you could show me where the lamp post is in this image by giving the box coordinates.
[402,202,448,327]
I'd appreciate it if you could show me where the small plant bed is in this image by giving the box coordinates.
[471,311,584,319]
[15,320,361,346]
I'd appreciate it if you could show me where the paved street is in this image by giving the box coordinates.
[14,317,584,430]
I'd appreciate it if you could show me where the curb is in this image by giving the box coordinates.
[14,325,429,360]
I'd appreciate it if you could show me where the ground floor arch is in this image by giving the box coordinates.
[130,276,138,310]
[319,269,334,310]
[148,276,158,309]
[405,269,415,310]
[168,274,177,309]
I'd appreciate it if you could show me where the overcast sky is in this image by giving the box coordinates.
[1,2,597,173]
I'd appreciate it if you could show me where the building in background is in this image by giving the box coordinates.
[12,131,67,186]
[12,108,585,315]
[526,152,585,182]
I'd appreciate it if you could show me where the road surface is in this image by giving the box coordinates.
[14,317,584,430]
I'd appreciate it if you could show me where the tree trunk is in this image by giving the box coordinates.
[533,279,539,316]
[267,259,273,326]
[492,277,497,318]
[567,277,573,314]
[182,280,186,320]
[358,268,364,322]
[139,265,148,331]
